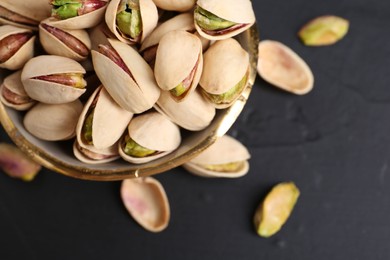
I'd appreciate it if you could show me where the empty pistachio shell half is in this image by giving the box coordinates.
[194,0,255,40]
[254,182,300,238]
[298,15,349,46]
[21,55,87,104]
[0,143,41,181]
[183,135,250,178]
[152,0,195,12]
[155,31,203,102]
[119,111,181,164]
[0,70,35,111]
[200,38,250,109]
[24,100,83,141]
[257,40,314,95]
[121,177,170,232]
[73,140,120,164]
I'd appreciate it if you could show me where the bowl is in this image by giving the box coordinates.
[0,26,259,181]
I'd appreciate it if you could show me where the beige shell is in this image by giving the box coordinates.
[155,90,215,131]
[73,140,120,165]
[121,177,170,232]
[76,85,133,150]
[0,70,35,111]
[92,38,160,114]
[21,55,87,104]
[257,40,314,95]
[152,0,195,11]
[39,19,92,61]
[200,38,249,109]
[0,25,35,70]
[195,0,256,40]
[88,22,116,51]
[183,135,250,178]
[23,100,83,141]
[119,111,181,164]
[105,0,158,44]
[154,31,203,102]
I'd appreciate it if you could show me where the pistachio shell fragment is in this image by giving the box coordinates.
[121,177,170,232]
[0,143,41,181]
[298,15,349,46]
[257,40,314,95]
[254,182,300,238]
[152,0,195,12]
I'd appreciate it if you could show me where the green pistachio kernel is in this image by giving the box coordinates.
[51,0,82,19]
[82,110,94,145]
[123,137,156,158]
[194,6,236,31]
[170,82,188,97]
[116,0,142,39]
[202,161,245,173]
[206,73,248,105]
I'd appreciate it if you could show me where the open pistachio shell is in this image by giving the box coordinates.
[39,19,92,61]
[92,38,160,114]
[23,100,83,141]
[195,0,255,40]
[76,85,133,150]
[152,0,195,12]
[257,40,314,95]
[155,89,215,131]
[121,177,170,232]
[0,70,35,111]
[105,0,158,44]
[119,111,181,164]
[183,135,250,178]
[200,38,249,109]
[21,55,87,104]
[0,25,35,70]
[73,140,120,165]
[154,31,203,102]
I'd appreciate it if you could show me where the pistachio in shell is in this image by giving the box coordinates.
[21,55,87,104]
[92,38,160,114]
[121,177,170,232]
[0,70,35,111]
[119,111,181,164]
[105,0,158,44]
[257,40,314,95]
[73,140,120,164]
[152,0,195,12]
[194,0,255,40]
[23,100,83,141]
[154,31,203,102]
[199,38,250,109]
[0,25,35,70]
[183,135,250,178]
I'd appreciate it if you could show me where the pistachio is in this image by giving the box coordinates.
[194,6,236,31]
[51,0,108,20]
[151,0,195,12]
[116,0,142,41]
[298,15,349,46]
[123,136,156,158]
[253,182,300,238]
[73,140,120,164]
[0,143,41,181]
[0,6,39,27]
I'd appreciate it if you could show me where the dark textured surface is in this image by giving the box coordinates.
[1,0,390,259]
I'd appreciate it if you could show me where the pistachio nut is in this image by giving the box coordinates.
[254,182,300,238]
[23,100,83,141]
[92,38,160,114]
[200,38,250,109]
[257,40,314,95]
[194,0,255,40]
[121,177,170,232]
[0,70,35,111]
[154,31,203,102]
[0,25,35,70]
[73,140,120,164]
[183,135,250,178]
[298,15,349,46]
[152,0,195,12]
[119,111,181,164]
[105,0,158,44]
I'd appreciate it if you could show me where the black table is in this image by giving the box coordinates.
[1,0,389,259]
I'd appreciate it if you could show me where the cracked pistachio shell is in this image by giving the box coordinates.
[154,30,203,102]
[119,111,181,164]
[73,140,120,164]
[0,70,35,111]
[257,40,314,95]
[92,38,160,114]
[121,177,170,232]
[76,85,133,150]
[152,0,195,12]
[195,0,255,40]
[154,90,215,131]
[0,25,35,70]
[183,135,250,178]
[105,0,158,44]
[254,182,300,237]
[23,100,83,141]
[21,55,87,104]
[39,19,92,61]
